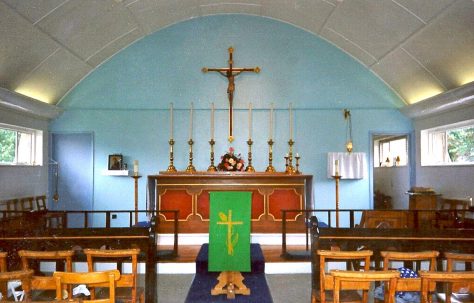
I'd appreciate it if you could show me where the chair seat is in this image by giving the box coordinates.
[314,290,363,303]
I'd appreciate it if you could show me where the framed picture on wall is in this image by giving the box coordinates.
[108,154,123,170]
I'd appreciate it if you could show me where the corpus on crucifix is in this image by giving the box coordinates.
[203,47,260,142]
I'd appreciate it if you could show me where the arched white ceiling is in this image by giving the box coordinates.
[1,0,473,105]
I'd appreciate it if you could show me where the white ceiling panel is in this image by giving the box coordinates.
[36,0,138,61]
[325,0,424,60]
[199,3,262,16]
[372,48,446,104]
[320,27,377,67]
[14,48,91,104]
[127,0,200,35]
[1,0,473,105]
[403,0,474,89]
[3,0,68,24]
[86,27,144,67]
[393,0,455,23]
[0,2,58,89]
[261,0,335,33]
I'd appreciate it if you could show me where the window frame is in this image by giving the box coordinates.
[420,119,474,167]
[0,123,43,166]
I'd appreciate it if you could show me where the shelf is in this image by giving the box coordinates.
[102,169,130,176]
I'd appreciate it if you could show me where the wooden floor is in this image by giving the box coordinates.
[158,245,309,263]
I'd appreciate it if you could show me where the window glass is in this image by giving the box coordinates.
[0,123,42,166]
[374,135,408,167]
[421,119,474,166]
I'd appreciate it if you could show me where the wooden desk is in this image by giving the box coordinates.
[0,221,157,303]
[148,172,313,233]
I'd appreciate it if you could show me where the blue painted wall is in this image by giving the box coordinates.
[50,15,412,225]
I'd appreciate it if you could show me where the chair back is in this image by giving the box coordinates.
[18,250,75,292]
[330,270,399,303]
[0,269,34,301]
[314,249,372,303]
[35,195,48,211]
[53,270,120,303]
[0,252,7,272]
[445,252,474,300]
[419,271,474,303]
[381,250,439,293]
[84,248,142,302]
[19,197,35,212]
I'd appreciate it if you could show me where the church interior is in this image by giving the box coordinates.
[1,0,474,302]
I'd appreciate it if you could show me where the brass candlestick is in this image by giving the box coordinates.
[265,139,275,173]
[207,139,217,172]
[186,139,196,173]
[284,155,289,173]
[295,154,301,174]
[167,139,177,172]
[245,139,255,172]
[332,175,342,227]
[286,139,296,174]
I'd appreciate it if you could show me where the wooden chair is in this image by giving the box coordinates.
[53,270,120,303]
[18,250,75,301]
[19,197,35,212]
[378,250,439,302]
[436,198,471,228]
[0,269,34,302]
[441,252,474,303]
[5,198,19,217]
[420,271,474,303]
[330,270,399,303]
[313,250,372,303]
[84,248,144,303]
[0,252,6,272]
[35,195,64,228]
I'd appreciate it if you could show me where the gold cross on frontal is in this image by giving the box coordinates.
[203,47,260,142]
[217,209,243,255]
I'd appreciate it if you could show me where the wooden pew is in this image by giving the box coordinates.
[0,216,158,303]
[309,216,474,299]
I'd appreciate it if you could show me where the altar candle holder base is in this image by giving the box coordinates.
[207,139,217,172]
[167,139,177,173]
[332,175,342,228]
[186,139,196,173]
[245,139,255,172]
[265,139,275,173]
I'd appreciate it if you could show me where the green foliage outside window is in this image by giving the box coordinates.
[447,127,474,163]
[0,128,16,163]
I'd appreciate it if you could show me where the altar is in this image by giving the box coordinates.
[148,172,313,234]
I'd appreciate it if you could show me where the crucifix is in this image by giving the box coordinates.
[203,47,260,142]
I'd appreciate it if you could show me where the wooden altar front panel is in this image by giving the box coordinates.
[148,172,313,233]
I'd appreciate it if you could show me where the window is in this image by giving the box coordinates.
[421,119,474,166]
[0,123,43,166]
[374,135,408,167]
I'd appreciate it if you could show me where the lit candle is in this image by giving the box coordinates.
[170,103,174,139]
[289,103,293,140]
[189,102,193,140]
[133,160,139,176]
[211,102,215,140]
[248,102,252,139]
[335,160,339,176]
[269,103,274,140]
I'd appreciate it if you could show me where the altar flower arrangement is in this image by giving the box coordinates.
[218,147,245,171]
